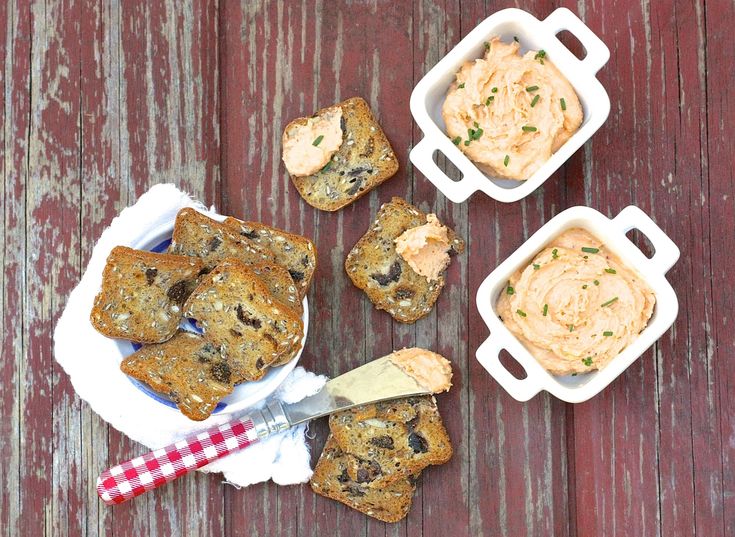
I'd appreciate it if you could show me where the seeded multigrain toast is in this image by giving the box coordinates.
[310,435,418,523]
[222,217,317,299]
[329,396,452,489]
[285,97,399,211]
[120,331,233,421]
[90,246,205,343]
[183,259,304,382]
[345,198,465,323]
[169,208,275,270]
[249,263,303,318]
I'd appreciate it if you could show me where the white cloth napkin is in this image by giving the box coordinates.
[53,183,326,487]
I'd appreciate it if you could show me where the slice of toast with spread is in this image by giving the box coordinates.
[344,197,465,323]
[90,246,205,343]
[310,435,418,523]
[169,208,275,271]
[222,217,316,299]
[183,259,304,382]
[285,97,399,211]
[120,330,233,421]
[328,396,452,489]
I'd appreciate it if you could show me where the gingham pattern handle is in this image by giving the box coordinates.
[97,417,259,505]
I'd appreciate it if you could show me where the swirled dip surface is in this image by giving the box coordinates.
[442,37,583,180]
[282,106,344,176]
[496,228,655,375]
[390,347,452,393]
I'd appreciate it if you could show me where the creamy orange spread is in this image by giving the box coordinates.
[496,228,655,376]
[442,37,583,181]
[282,106,343,176]
[394,214,451,281]
[390,347,452,393]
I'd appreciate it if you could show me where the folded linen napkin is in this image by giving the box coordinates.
[54,183,326,488]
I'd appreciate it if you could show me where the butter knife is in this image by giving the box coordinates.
[97,354,442,505]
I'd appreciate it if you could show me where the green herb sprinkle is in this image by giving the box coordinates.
[601,297,619,307]
[530,94,540,108]
[312,135,324,146]
[581,247,600,254]
[516,309,527,317]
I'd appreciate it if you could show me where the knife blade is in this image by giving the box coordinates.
[281,355,429,425]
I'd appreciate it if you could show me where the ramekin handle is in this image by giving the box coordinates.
[476,335,542,402]
[541,8,610,74]
[410,137,480,203]
[611,205,680,274]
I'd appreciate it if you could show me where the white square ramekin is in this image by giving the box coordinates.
[475,206,680,403]
[409,8,610,203]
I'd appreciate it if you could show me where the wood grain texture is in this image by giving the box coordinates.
[2,0,733,536]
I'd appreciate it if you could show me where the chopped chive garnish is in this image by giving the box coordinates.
[543,303,548,316]
[485,96,495,105]
[320,162,331,173]
[582,357,593,366]
[506,286,515,295]
[533,263,540,270]
[605,268,617,274]
[516,309,527,317]
[582,284,588,289]
[568,325,574,332]
[503,155,510,166]
[458,82,465,89]
[535,50,546,61]
[467,126,484,142]
[484,41,490,51]
[452,136,461,145]
[522,125,537,132]
[601,297,619,307]
[530,94,540,107]
[526,85,539,92]
[593,279,600,286]
[603,331,613,337]
[560,98,567,111]
[492,87,498,93]
[552,248,558,259]
[571,373,578,376]
[464,140,470,146]
[582,247,600,254]
[312,135,324,146]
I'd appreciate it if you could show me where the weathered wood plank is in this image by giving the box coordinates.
[1,1,31,536]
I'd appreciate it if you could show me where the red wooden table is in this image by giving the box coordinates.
[3,1,733,535]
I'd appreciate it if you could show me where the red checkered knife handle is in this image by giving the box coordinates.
[97,402,290,505]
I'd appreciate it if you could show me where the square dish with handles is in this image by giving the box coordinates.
[475,206,679,403]
[410,7,610,203]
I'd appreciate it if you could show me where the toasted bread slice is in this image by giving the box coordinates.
[169,208,275,270]
[310,435,418,523]
[183,259,303,382]
[250,262,302,318]
[222,217,316,299]
[120,331,233,421]
[344,197,465,323]
[329,396,452,489]
[90,246,205,343]
[285,97,398,211]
